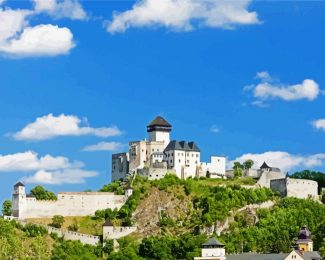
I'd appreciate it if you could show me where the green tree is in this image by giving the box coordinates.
[51,215,64,228]
[29,235,51,260]
[233,162,244,178]
[2,200,12,216]
[243,159,254,170]
[31,185,57,200]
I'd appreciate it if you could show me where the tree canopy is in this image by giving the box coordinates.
[31,185,57,200]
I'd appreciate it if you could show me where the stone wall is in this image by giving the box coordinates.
[14,192,127,219]
[287,178,318,199]
[270,178,318,199]
[103,226,137,240]
[47,226,100,246]
[257,171,286,188]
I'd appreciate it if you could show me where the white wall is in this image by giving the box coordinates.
[165,150,200,179]
[286,178,318,199]
[103,226,137,240]
[14,191,126,219]
[201,156,226,178]
[148,131,170,147]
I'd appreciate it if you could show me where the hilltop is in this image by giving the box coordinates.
[1,175,325,259]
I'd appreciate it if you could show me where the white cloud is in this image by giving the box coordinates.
[0,151,72,172]
[228,151,325,172]
[33,0,87,20]
[312,119,325,132]
[0,151,98,184]
[0,24,75,57]
[11,113,122,141]
[0,0,84,57]
[0,9,29,42]
[83,141,125,152]
[23,169,97,185]
[210,125,220,134]
[246,71,321,103]
[107,0,259,33]
[0,7,75,57]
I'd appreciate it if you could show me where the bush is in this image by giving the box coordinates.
[51,215,64,228]
[23,223,47,237]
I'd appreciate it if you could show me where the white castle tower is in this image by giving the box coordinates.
[12,182,26,218]
[147,116,172,148]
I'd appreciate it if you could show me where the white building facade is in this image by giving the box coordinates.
[164,140,201,179]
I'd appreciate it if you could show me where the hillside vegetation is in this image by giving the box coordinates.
[1,175,325,259]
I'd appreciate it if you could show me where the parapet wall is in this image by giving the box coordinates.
[270,178,318,199]
[103,226,137,240]
[257,171,286,188]
[286,178,318,199]
[16,192,126,219]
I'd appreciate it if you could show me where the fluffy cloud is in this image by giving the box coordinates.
[0,0,86,57]
[12,113,122,141]
[107,0,259,33]
[0,151,97,184]
[246,71,321,104]
[0,24,74,57]
[0,151,72,172]
[0,9,28,41]
[83,141,125,152]
[229,151,325,172]
[33,0,87,20]
[312,119,325,132]
[22,169,97,185]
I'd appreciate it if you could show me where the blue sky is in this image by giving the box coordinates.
[1,0,325,203]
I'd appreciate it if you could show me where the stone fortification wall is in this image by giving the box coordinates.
[286,178,318,199]
[257,171,286,188]
[103,226,137,240]
[270,178,318,199]
[47,226,100,246]
[270,178,287,197]
[5,217,100,246]
[17,192,126,219]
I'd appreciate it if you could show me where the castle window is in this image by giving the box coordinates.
[179,159,181,163]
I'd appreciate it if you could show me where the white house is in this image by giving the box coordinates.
[164,140,201,179]
[194,238,226,260]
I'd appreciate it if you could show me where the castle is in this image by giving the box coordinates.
[111,116,226,181]
[227,161,319,200]
[12,182,131,219]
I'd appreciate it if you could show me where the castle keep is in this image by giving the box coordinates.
[111,116,226,181]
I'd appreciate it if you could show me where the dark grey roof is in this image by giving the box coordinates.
[298,226,312,240]
[165,140,200,152]
[226,253,290,260]
[14,182,25,187]
[202,238,224,247]
[227,251,322,260]
[260,162,281,172]
[260,162,271,169]
[103,219,113,227]
[147,116,171,127]
[303,251,322,260]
